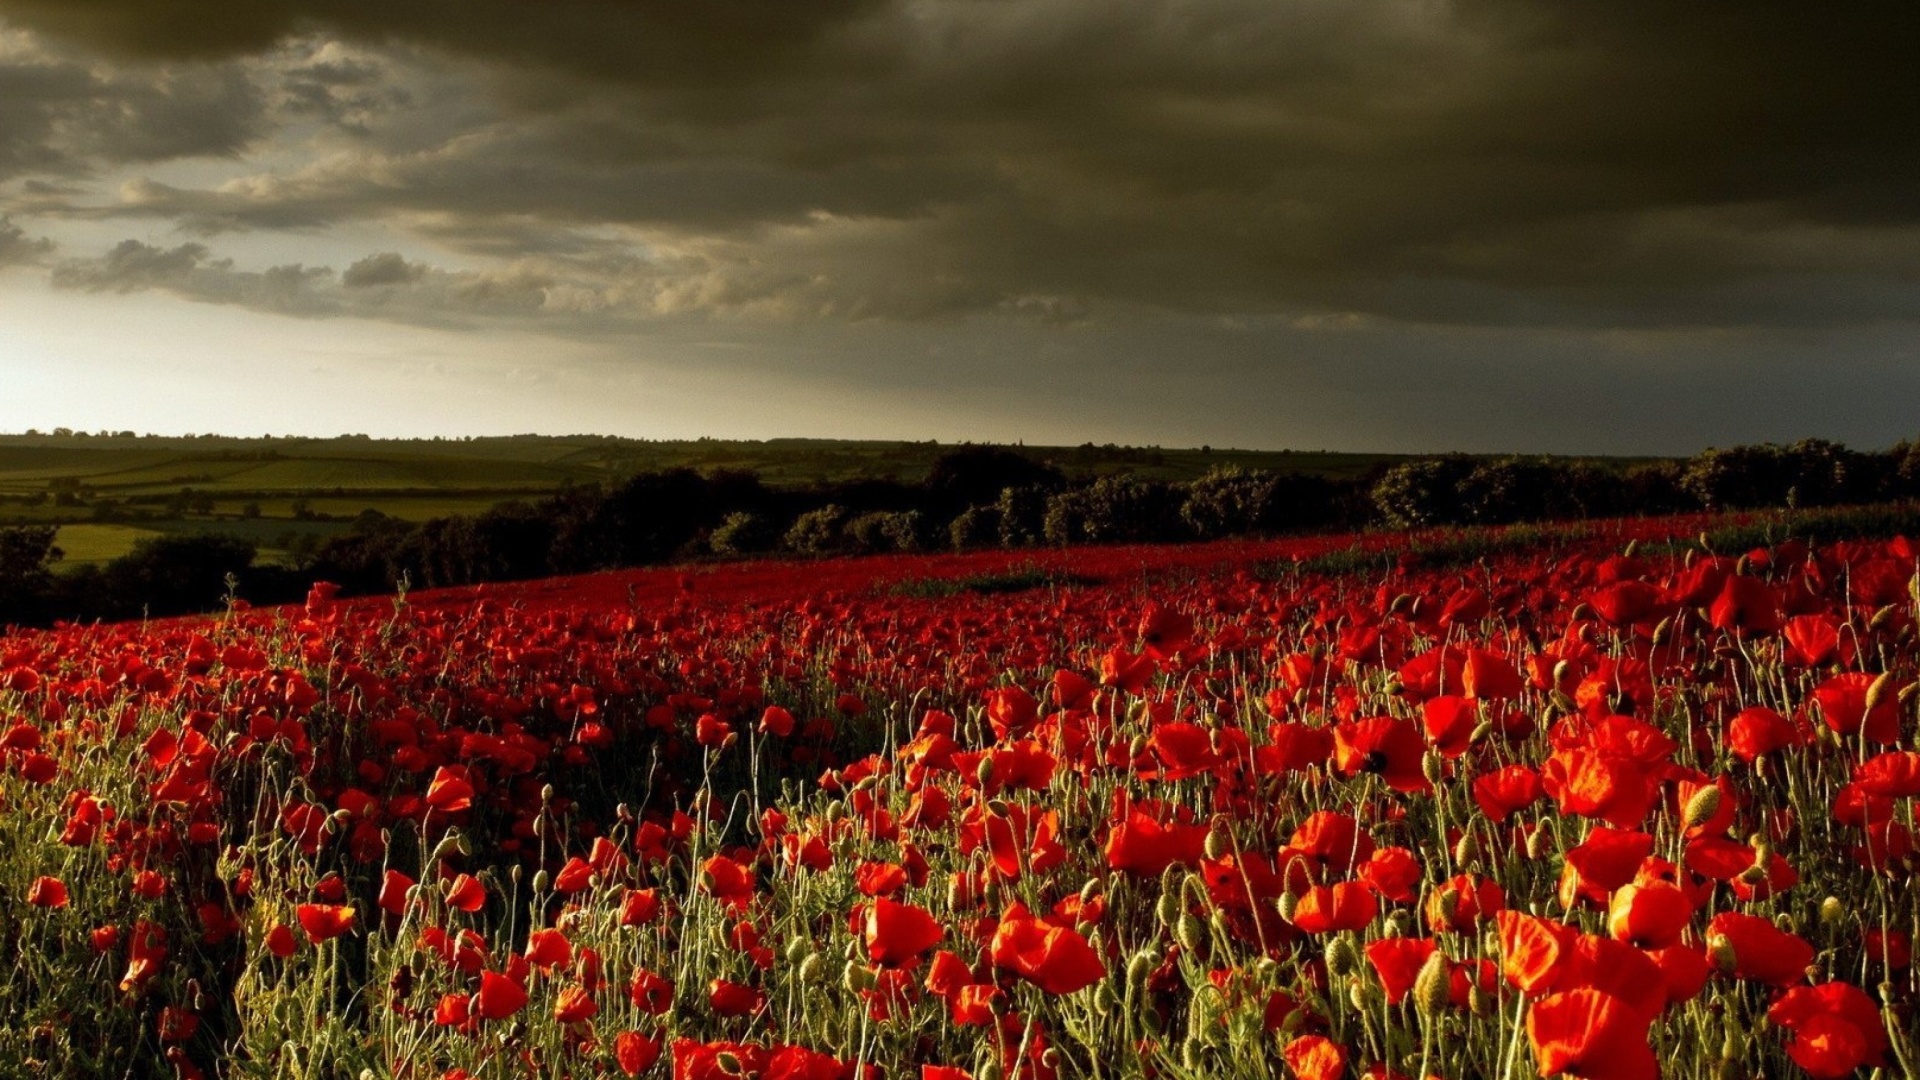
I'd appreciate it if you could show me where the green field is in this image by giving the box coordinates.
[0,432,1656,567]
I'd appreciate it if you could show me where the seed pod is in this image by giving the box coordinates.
[716,1051,744,1076]
[1682,786,1723,830]
[1413,952,1452,1022]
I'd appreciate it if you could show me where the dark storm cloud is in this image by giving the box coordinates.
[3,1,1919,331]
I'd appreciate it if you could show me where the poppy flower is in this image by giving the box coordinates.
[1605,881,1692,949]
[1767,981,1890,1079]
[1333,717,1431,793]
[1705,912,1813,986]
[1103,810,1207,877]
[988,905,1104,995]
[424,766,475,814]
[1473,764,1543,822]
[1810,672,1903,744]
[708,978,766,1017]
[265,923,297,958]
[865,897,943,965]
[1365,937,1438,1005]
[296,903,357,944]
[629,968,674,1014]
[446,873,487,914]
[553,984,598,1024]
[474,970,528,1020]
[1282,1035,1349,1080]
[378,870,415,916]
[1496,911,1575,995]
[1526,988,1656,1080]
[614,1031,663,1076]
[1290,882,1378,935]
[26,876,68,908]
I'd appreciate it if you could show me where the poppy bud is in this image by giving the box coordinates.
[797,953,822,984]
[1469,719,1495,745]
[1176,912,1207,955]
[1526,822,1553,860]
[842,960,875,993]
[1324,937,1358,978]
[1453,832,1479,868]
[1422,751,1445,786]
[1865,670,1895,713]
[976,757,997,788]
[1819,896,1846,927]
[1870,604,1899,631]
[1567,604,1594,625]
[532,870,550,893]
[1413,952,1451,1022]
[785,937,810,965]
[1682,786,1723,830]
[1078,878,1102,907]
[1204,822,1231,861]
[1707,933,1737,973]
[1651,616,1673,646]
[1469,983,1495,1017]
[1126,949,1157,989]
[1156,891,1180,928]
[715,1051,744,1076]
[1276,892,1299,923]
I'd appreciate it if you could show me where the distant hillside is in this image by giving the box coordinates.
[0,430,1665,568]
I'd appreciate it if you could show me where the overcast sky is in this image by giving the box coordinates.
[1,2,1917,453]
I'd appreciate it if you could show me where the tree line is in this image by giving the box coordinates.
[4,438,1919,627]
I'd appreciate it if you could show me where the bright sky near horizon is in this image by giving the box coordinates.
[2,3,1917,453]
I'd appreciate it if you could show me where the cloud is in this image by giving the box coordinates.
[0,213,52,264]
[0,2,1917,332]
[342,251,425,287]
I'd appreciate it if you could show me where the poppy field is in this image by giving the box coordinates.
[0,516,1916,1080]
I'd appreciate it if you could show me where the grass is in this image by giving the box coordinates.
[884,565,1101,598]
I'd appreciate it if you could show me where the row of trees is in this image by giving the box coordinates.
[5,438,1920,627]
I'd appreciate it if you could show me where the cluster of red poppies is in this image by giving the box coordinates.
[0,514,1913,1079]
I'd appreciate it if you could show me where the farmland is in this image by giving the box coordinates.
[0,433,1429,569]
[0,511,1915,1079]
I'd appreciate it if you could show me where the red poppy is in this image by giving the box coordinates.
[474,970,528,1020]
[1103,810,1207,877]
[378,870,415,916]
[446,873,487,914]
[614,1031,663,1076]
[708,978,766,1017]
[1281,1035,1348,1080]
[26,876,68,908]
[552,984,598,1024]
[865,897,943,965]
[1333,717,1431,793]
[1526,988,1656,1080]
[1767,981,1890,1079]
[296,903,357,944]
[988,905,1104,995]
[1705,912,1813,986]
[1365,937,1438,1005]
[1605,881,1692,950]
[1290,882,1378,935]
